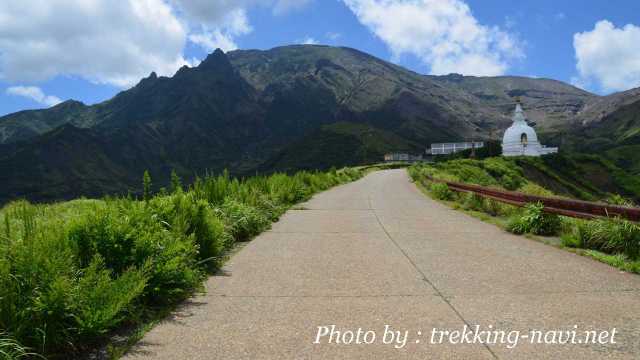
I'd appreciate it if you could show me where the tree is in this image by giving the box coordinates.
[143,170,152,201]
[170,169,182,193]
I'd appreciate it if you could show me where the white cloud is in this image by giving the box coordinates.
[6,86,62,107]
[173,0,310,52]
[326,32,342,40]
[342,0,523,76]
[0,0,190,88]
[186,9,252,51]
[0,0,312,89]
[573,20,640,92]
[300,36,319,45]
[172,0,310,22]
[189,31,238,52]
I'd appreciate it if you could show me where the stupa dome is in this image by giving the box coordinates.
[502,101,558,157]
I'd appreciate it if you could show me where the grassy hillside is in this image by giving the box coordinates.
[543,98,640,177]
[0,167,364,359]
[409,157,640,274]
[262,122,423,172]
[431,149,640,203]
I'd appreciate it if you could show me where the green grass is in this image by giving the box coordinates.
[408,159,640,275]
[506,202,562,236]
[0,167,365,359]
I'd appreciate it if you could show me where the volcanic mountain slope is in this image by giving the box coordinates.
[546,98,640,176]
[429,74,595,132]
[0,44,639,203]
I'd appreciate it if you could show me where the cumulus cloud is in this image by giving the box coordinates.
[186,8,252,51]
[342,0,523,76]
[173,0,310,51]
[300,36,319,45]
[0,0,312,89]
[573,20,640,92]
[6,86,62,107]
[0,0,190,88]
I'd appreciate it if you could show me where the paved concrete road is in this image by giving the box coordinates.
[125,169,640,359]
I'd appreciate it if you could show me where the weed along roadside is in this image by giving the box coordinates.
[0,167,372,359]
[408,158,640,275]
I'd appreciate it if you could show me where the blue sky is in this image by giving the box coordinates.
[1,0,640,116]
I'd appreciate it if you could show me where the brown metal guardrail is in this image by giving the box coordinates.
[424,176,640,222]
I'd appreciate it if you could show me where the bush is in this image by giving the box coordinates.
[429,182,454,200]
[160,194,229,262]
[218,199,271,242]
[606,194,635,207]
[572,218,640,260]
[73,257,147,339]
[506,202,562,236]
[560,233,583,248]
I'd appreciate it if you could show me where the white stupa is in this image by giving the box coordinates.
[502,100,558,157]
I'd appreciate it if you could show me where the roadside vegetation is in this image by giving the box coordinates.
[0,167,365,359]
[408,156,640,275]
[436,142,640,202]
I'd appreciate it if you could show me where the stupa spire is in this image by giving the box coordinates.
[512,98,526,124]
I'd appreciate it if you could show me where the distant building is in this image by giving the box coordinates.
[384,153,423,162]
[428,142,484,155]
[502,100,558,157]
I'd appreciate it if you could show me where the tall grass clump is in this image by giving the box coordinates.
[0,332,34,360]
[429,183,454,201]
[569,218,640,260]
[0,167,364,358]
[506,202,562,236]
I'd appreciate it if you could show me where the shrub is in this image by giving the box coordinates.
[506,202,562,236]
[429,182,454,200]
[560,233,583,248]
[573,218,640,260]
[73,257,147,339]
[606,194,635,207]
[66,200,203,305]
[165,194,228,262]
[218,199,271,242]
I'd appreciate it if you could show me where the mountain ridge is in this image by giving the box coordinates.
[1,44,639,203]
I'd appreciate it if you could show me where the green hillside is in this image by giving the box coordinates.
[544,98,640,177]
[262,122,423,172]
[422,153,640,203]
